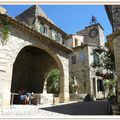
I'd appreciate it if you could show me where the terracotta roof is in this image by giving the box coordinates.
[0,14,72,54]
[16,5,55,25]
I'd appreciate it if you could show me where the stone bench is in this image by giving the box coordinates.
[11,93,54,105]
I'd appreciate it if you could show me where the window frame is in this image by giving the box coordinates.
[71,55,76,64]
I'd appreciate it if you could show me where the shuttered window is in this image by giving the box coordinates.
[71,56,76,64]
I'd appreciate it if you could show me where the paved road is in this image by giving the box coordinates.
[0,101,113,117]
[41,101,113,115]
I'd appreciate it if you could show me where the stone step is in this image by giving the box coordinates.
[112,105,120,115]
[113,111,120,115]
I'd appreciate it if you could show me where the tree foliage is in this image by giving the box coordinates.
[92,45,117,100]
[0,17,9,44]
[47,69,60,95]
[92,46,115,79]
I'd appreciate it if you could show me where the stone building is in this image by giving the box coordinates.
[0,5,106,107]
[105,5,120,102]
[0,5,72,107]
[65,23,105,100]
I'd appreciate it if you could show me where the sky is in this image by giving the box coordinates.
[3,5,112,39]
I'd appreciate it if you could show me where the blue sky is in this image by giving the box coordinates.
[3,5,112,38]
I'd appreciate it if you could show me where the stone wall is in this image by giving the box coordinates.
[105,5,120,103]
[69,45,90,94]
[65,35,84,48]
[113,34,120,102]
[11,46,58,93]
[69,44,104,99]
[111,5,120,31]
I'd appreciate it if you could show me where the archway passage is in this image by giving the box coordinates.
[11,46,59,104]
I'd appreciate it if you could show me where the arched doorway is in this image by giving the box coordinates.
[10,46,62,104]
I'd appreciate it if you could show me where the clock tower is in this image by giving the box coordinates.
[76,23,105,46]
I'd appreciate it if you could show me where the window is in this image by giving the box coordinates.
[55,32,58,40]
[49,28,52,38]
[49,29,58,40]
[75,38,78,47]
[62,39,64,44]
[40,23,47,35]
[44,26,47,35]
[93,78,96,96]
[56,33,63,44]
[49,29,63,43]
[51,29,56,40]
[97,79,104,91]
[71,56,76,64]
[56,33,60,41]
[40,23,44,33]
[93,51,100,66]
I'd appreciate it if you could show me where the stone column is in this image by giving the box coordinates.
[43,79,47,94]
[95,78,98,98]
[59,68,69,103]
[113,35,120,102]
[1,63,13,108]
[1,81,11,107]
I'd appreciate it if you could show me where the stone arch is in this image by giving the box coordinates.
[1,28,69,107]
[11,44,64,78]
[10,44,66,103]
[43,68,60,94]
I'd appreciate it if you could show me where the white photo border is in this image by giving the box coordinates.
[0,0,120,119]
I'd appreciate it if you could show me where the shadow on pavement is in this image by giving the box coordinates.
[40,101,113,115]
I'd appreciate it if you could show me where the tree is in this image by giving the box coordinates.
[47,69,60,95]
[91,45,117,101]
[92,46,115,79]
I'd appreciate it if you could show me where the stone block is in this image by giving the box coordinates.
[53,97,59,105]
[0,65,6,71]
[0,93,1,106]
[40,93,53,105]
[70,93,87,101]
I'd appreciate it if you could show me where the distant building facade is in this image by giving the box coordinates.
[65,24,105,99]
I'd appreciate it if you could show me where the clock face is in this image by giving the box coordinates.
[89,28,98,38]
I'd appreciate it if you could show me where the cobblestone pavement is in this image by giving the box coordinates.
[0,105,69,117]
[0,101,112,117]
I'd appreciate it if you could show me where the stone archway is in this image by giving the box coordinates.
[0,19,71,107]
[10,45,67,105]
[11,46,58,93]
[0,41,69,107]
